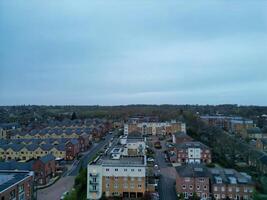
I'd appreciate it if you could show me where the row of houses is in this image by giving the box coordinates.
[175,164,254,200]
[0,136,90,161]
[170,132,255,199]
[124,119,186,136]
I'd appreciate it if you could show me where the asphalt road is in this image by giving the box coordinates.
[153,137,177,200]
[37,133,115,200]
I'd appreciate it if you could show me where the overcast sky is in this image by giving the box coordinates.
[0,0,267,105]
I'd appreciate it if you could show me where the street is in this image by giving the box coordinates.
[37,133,114,200]
[153,137,177,200]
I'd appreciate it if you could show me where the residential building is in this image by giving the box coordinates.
[0,154,56,186]
[256,138,267,151]
[172,142,212,164]
[175,164,210,199]
[65,139,80,160]
[246,127,267,140]
[172,132,193,144]
[120,132,146,156]
[200,116,254,135]
[124,120,186,136]
[32,154,56,185]
[0,123,21,139]
[0,170,35,200]
[87,154,147,199]
[209,168,254,200]
[87,132,147,199]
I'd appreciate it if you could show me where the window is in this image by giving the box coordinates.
[185,178,190,182]
[114,177,118,181]
[131,177,135,181]
[124,169,127,172]
[197,185,200,190]
[124,183,128,189]
[182,185,186,189]
[204,185,207,190]
[236,187,240,192]
[115,168,118,172]
[130,183,135,189]
[124,177,128,181]
[189,185,193,190]
[214,186,218,192]
[228,187,232,192]
[199,178,204,182]
[138,169,142,172]
[221,187,225,192]
[138,184,142,189]
[114,183,118,189]
[9,190,15,199]
[105,176,110,181]
[106,168,109,172]
[93,185,97,191]
[106,184,110,188]
[19,185,24,193]
[131,169,134,172]
[138,177,142,181]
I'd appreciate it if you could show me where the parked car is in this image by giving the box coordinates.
[147,157,155,162]
[60,191,69,200]
[154,141,162,149]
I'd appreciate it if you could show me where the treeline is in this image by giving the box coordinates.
[1,104,267,126]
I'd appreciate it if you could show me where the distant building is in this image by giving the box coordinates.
[124,120,186,136]
[0,123,21,139]
[200,116,254,135]
[0,170,35,200]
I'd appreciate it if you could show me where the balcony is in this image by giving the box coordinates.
[89,185,99,192]
[89,173,99,177]
[89,179,99,184]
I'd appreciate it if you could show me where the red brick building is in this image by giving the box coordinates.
[78,133,90,152]
[0,170,35,200]
[32,154,56,185]
[175,164,210,199]
[172,141,212,164]
[209,168,254,200]
[65,139,80,160]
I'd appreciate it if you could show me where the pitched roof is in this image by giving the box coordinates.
[39,154,55,164]
[175,141,209,150]
[175,164,209,177]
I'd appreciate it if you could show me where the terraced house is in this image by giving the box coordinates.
[11,127,93,140]
[0,143,66,161]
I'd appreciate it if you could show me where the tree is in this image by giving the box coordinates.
[71,112,77,120]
